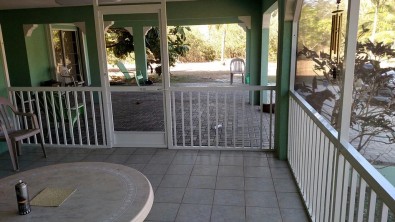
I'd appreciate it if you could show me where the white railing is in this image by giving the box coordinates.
[169,86,275,150]
[8,87,107,148]
[288,92,395,222]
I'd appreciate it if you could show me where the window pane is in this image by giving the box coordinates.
[295,0,348,131]
[52,30,63,69]
[351,0,395,176]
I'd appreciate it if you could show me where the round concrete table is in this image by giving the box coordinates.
[0,162,153,222]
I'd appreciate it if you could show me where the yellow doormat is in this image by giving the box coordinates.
[30,187,76,207]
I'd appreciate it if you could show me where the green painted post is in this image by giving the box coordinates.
[2,23,32,86]
[249,12,263,105]
[133,25,148,80]
[275,0,293,160]
[245,28,251,79]
[25,24,52,86]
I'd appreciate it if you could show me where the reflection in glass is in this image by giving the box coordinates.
[52,29,83,83]
[349,0,395,169]
[295,0,348,130]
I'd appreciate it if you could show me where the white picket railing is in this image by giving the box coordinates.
[288,92,395,222]
[169,86,275,150]
[8,87,107,148]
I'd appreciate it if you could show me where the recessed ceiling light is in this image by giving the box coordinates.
[55,0,121,6]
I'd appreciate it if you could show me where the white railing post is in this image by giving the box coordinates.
[93,0,113,148]
[338,0,360,141]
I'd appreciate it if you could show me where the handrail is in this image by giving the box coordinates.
[290,91,395,213]
[169,85,276,92]
[8,86,103,92]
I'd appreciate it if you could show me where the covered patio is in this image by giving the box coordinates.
[0,147,308,221]
[0,0,394,221]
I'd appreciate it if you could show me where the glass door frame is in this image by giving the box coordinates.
[93,1,172,148]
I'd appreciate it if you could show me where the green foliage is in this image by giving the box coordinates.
[105,26,190,74]
[179,27,216,62]
[106,28,134,59]
[358,0,395,44]
[180,24,246,62]
[269,10,278,62]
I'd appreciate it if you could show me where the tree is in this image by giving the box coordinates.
[106,26,190,75]
[359,0,395,45]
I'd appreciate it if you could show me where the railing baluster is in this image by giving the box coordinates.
[11,91,19,130]
[347,169,358,222]
[242,93,245,149]
[34,92,45,145]
[42,91,52,145]
[90,91,98,146]
[50,92,60,145]
[259,90,263,149]
[332,151,344,221]
[357,179,367,222]
[207,92,210,147]
[171,91,177,146]
[20,92,29,144]
[224,92,228,148]
[233,92,236,148]
[198,92,201,147]
[269,89,273,149]
[74,91,82,145]
[98,92,106,145]
[181,92,185,147]
[65,91,75,145]
[325,143,336,222]
[215,91,218,148]
[57,91,67,145]
[189,91,193,147]
[340,161,350,221]
[82,92,90,145]
[312,127,321,220]
[27,91,37,143]
[381,204,388,222]
[368,191,377,222]
[250,91,254,148]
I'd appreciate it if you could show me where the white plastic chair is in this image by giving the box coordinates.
[0,97,47,171]
[230,58,245,84]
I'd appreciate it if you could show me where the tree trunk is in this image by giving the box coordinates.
[370,0,380,43]
[221,29,226,64]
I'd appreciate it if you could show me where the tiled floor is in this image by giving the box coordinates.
[0,147,309,222]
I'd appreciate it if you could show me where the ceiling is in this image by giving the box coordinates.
[0,0,188,10]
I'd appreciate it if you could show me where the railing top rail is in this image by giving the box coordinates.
[290,91,395,211]
[8,86,103,92]
[169,85,276,92]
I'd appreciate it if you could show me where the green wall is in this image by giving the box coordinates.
[25,24,51,86]
[0,6,100,86]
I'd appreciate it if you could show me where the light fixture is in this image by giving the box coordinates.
[55,0,121,6]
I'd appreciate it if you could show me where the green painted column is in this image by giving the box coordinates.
[275,0,293,160]
[261,27,270,103]
[25,24,52,86]
[2,23,32,86]
[245,28,251,79]
[249,12,263,105]
[133,25,148,80]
